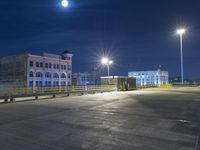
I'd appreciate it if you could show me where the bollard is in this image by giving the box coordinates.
[4,99,8,103]
[35,95,38,100]
[10,97,15,102]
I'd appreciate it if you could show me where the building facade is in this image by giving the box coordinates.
[0,51,73,88]
[128,70,169,86]
[72,66,101,86]
[72,73,92,86]
[72,72,100,86]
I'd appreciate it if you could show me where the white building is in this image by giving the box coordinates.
[28,51,73,87]
[0,51,73,88]
[128,70,169,86]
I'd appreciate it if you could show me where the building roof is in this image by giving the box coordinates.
[101,76,135,79]
[62,50,72,54]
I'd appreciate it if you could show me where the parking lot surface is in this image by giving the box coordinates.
[0,87,200,150]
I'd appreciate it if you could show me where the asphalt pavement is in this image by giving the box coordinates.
[0,87,200,150]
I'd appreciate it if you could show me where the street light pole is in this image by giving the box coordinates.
[177,28,185,85]
[180,33,184,85]
[107,64,110,76]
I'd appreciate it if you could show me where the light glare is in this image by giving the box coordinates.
[61,0,69,7]
[109,60,113,64]
[177,28,186,35]
[101,58,108,64]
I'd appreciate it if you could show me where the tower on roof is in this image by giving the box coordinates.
[61,50,73,60]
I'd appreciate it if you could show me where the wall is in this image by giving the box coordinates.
[0,54,28,88]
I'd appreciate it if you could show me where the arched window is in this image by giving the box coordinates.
[36,72,43,78]
[61,73,66,79]
[45,72,51,78]
[29,71,34,77]
[53,73,59,78]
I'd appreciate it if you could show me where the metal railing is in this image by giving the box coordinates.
[0,85,117,101]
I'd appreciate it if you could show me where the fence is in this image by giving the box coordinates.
[0,85,117,102]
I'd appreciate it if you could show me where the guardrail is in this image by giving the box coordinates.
[0,85,117,103]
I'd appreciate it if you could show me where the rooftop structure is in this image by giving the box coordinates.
[101,76,136,91]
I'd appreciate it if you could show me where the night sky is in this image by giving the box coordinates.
[0,0,200,79]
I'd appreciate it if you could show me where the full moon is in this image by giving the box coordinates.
[61,0,69,7]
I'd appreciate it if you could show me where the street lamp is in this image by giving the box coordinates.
[177,28,186,85]
[101,57,113,76]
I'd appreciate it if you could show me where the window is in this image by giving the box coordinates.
[57,64,59,69]
[29,81,33,87]
[61,65,64,70]
[53,64,56,69]
[36,81,42,87]
[40,62,43,68]
[61,73,66,78]
[61,81,66,86]
[36,62,39,67]
[39,81,43,87]
[45,63,48,68]
[68,74,71,79]
[53,73,59,78]
[36,72,43,78]
[53,81,59,87]
[29,71,34,77]
[68,65,72,71]
[49,63,52,69]
[64,65,66,70]
[45,72,51,78]
[36,81,38,87]
[45,81,51,87]
[30,61,34,67]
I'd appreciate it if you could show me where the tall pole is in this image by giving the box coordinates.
[180,34,184,85]
[107,64,110,76]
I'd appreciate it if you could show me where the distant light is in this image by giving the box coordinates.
[109,60,113,64]
[177,28,186,35]
[61,0,69,7]
[101,57,108,65]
